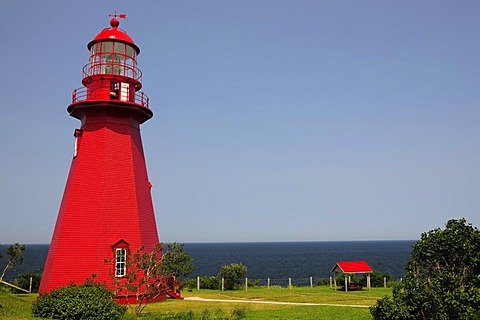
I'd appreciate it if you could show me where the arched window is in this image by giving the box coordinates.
[111,239,129,278]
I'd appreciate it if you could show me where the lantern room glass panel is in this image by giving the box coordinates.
[88,41,138,79]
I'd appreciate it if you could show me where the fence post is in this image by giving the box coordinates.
[245,278,248,291]
[288,278,292,290]
[384,277,387,288]
[222,278,224,291]
[310,276,313,288]
[344,277,348,292]
[329,276,332,289]
[267,278,270,289]
[197,276,200,290]
[29,277,33,293]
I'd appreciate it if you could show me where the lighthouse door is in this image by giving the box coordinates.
[120,82,129,102]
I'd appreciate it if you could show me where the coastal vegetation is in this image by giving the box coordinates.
[162,242,195,278]
[371,218,480,319]
[0,243,26,283]
[1,286,388,319]
[2,219,479,319]
[218,263,248,290]
[31,282,126,320]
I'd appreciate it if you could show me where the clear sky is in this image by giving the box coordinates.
[1,1,479,244]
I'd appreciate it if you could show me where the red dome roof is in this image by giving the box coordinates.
[87,18,140,54]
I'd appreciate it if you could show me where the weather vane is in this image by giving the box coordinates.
[109,11,126,19]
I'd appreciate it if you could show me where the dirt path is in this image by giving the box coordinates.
[184,297,370,308]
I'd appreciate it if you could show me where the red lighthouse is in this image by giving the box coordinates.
[39,16,161,300]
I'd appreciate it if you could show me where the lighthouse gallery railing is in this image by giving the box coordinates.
[71,87,150,108]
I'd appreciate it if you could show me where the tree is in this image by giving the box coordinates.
[14,272,42,293]
[107,243,167,317]
[162,242,194,278]
[219,263,247,290]
[370,218,480,320]
[0,243,26,283]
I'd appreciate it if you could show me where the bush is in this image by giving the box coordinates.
[358,271,392,287]
[13,272,42,293]
[316,278,329,286]
[218,263,247,290]
[183,276,221,290]
[32,283,126,320]
[370,219,480,319]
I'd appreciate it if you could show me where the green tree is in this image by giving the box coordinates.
[370,218,480,320]
[0,243,26,283]
[162,242,194,278]
[107,243,167,317]
[219,263,247,290]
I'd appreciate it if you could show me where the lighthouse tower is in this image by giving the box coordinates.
[39,16,161,299]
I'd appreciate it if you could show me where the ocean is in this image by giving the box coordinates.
[1,241,414,282]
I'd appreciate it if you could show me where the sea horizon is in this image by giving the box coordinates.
[1,240,415,281]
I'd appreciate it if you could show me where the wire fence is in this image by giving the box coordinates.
[187,276,393,291]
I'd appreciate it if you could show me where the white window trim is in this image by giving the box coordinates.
[115,248,127,278]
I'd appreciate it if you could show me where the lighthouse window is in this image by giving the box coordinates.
[88,41,137,78]
[102,41,113,53]
[110,82,120,99]
[114,42,125,55]
[126,45,135,59]
[115,248,126,277]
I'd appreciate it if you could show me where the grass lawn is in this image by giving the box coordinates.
[142,286,392,319]
[0,286,392,319]
[0,292,38,319]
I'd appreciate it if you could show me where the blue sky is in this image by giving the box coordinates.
[1,1,479,243]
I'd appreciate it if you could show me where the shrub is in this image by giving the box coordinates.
[218,263,247,290]
[13,272,42,293]
[32,283,126,320]
[183,276,221,290]
[317,278,329,286]
[370,218,480,319]
[358,271,392,287]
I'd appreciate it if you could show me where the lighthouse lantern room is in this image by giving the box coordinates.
[39,15,162,302]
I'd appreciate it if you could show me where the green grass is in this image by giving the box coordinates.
[0,291,39,319]
[142,286,392,320]
[0,286,392,319]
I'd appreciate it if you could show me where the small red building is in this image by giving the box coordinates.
[331,261,373,291]
[39,16,163,302]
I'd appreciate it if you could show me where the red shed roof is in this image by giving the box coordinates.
[87,18,140,54]
[331,261,373,273]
